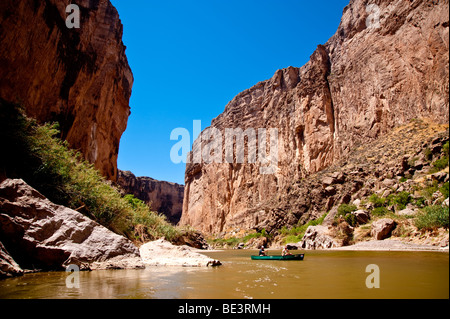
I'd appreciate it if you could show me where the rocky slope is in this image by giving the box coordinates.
[0,0,133,181]
[117,170,185,224]
[0,179,144,278]
[180,0,449,235]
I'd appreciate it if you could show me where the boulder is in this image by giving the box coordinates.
[323,206,339,227]
[371,219,397,240]
[431,172,448,183]
[397,207,418,216]
[322,176,336,187]
[0,179,144,272]
[300,226,337,250]
[139,239,221,267]
[352,210,370,225]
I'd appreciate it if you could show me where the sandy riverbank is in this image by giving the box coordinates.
[331,239,449,252]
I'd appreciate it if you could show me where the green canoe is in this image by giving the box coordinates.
[251,254,305,261]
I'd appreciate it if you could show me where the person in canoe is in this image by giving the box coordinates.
[282,245,292,256]
[259,246,267,256]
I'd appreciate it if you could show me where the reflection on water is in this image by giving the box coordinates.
[0,250,448,299]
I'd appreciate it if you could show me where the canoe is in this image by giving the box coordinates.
[251,254,304,261]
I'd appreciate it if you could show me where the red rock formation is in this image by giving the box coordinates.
[180,0,449,235]
[0,0,133,180]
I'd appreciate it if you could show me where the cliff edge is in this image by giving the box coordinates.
[0,0,133,180]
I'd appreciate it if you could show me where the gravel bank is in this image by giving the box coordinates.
[332,239,449,252]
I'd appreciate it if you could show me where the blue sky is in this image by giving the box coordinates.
[111,0,349,185]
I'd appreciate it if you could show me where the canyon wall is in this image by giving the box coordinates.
[117,170,185,224]
[0,0,133,180]
[180,0,449,235]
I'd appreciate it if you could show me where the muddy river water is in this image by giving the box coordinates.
[0,250,448,299]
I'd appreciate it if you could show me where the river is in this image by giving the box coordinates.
[0,250,448,299]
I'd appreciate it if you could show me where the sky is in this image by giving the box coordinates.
[111,0,350,185]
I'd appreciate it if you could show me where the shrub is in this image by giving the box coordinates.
[443,141,449,156]
[415,206,449,230]
[371,206,390,217]
[424,148,433,161]
[337,204,357,216]
[336,204,358,227]
[281,212,328,243]
[440,182,449,199]
[431,156,449,171]
[391,191,412,210]
[368,194,386,208]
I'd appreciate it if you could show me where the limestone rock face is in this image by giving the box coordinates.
[180,0,449,235]
[0,0,133,180]
[117,170,184,224]
[0,179,144,274]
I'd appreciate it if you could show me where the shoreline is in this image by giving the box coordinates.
[207,239,449,253]
[330,239,449,252]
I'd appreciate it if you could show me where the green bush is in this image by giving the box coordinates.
[443,141,449,156]
[424,148,433,161]
[415,206,449,230]
[371,206,390,217]
[368,194,386,208]
[336,204,358,227]
[440,182,449,199]
[431,156,449,171]
[337,204,358,216]
[390,191,412,210]
[280,212,328,243]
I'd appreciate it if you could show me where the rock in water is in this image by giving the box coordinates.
[0,179,144,274]
[140,239,221,267]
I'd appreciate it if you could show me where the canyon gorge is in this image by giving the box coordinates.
[180,0,449,235]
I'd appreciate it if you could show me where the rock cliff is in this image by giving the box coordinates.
[180,0,449,235]
[117,170,185,224]
[0,0,133,180]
